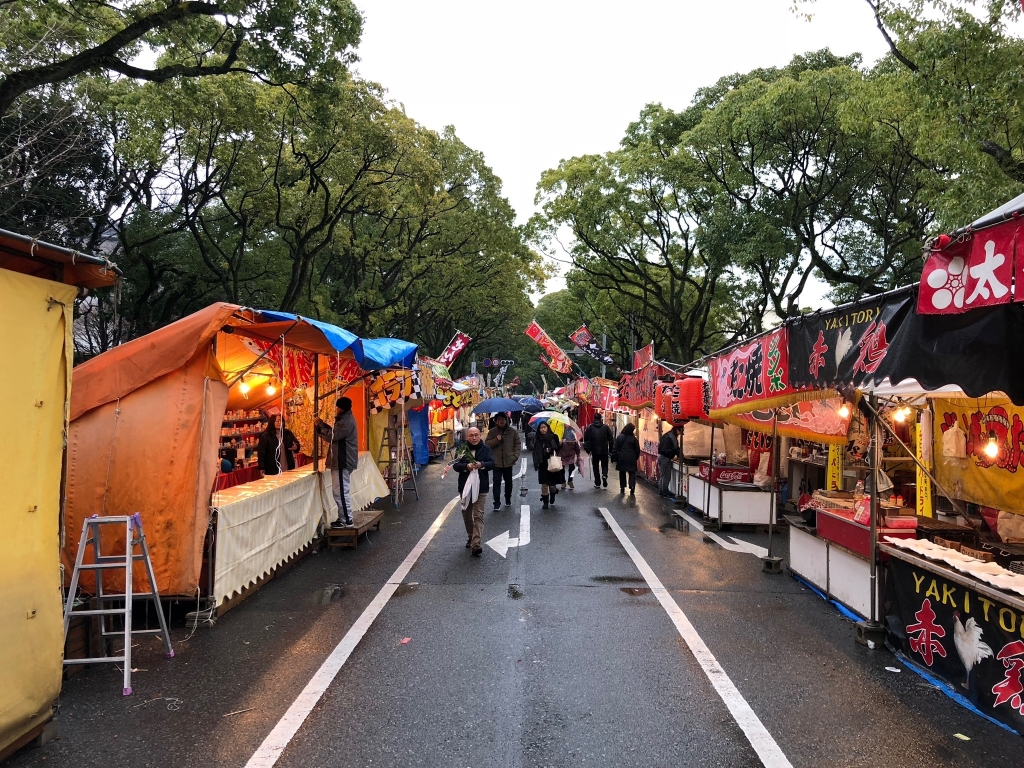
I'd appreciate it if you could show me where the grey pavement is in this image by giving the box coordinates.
[7,463,1022,767]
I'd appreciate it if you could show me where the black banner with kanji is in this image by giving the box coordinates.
[786,284,1024,404]
[884,554,1024,733]
[787,289,915,390]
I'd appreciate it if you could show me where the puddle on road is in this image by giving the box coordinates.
[392,583,419,599]
[620,587,652,596]
[508,584,524,600]
[311,584,344,605]
[591,575,645,584]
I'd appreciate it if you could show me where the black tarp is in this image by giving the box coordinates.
[787,286,1024,405]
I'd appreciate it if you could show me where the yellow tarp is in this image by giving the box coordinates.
[933,397,1024,517]
[0,270,76,754]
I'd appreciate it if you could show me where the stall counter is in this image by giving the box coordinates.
[688,474,775,526]
[211,452,388,609]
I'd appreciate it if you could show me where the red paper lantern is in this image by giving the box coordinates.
[677,376,707,419]
[654,377,706,425]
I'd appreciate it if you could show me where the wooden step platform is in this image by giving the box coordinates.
[326,508,385,549]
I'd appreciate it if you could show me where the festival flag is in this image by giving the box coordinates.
[568,325,619,369]
[436,330,471,367]
[524,320,574,374]
[918,224,1017,314]
[632,342,654,370]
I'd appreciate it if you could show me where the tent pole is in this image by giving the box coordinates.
[857,394,886,645]
[762,410,783,573]
[705,424,715,525]
[313,356,320,471]
[858,397,975,528]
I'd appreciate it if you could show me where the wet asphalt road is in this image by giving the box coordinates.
[8,461,1024,767]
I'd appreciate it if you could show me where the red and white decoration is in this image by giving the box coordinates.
[918,223,1018,314]
[436,331,472,367]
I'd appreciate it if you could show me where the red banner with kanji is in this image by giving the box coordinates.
[436,331,472,367]
[632,342,654,371]
[618,362,672,410]
[524,321,574,374]
[708,327,799,417]
[918,223,1018,314]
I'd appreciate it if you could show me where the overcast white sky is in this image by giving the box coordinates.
[352,0,892,303]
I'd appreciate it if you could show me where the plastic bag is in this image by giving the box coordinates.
[942,424,967,458]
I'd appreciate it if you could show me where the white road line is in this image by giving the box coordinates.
[703,530,750,554]
[245,496,460,768]
[513,456,527,480]
[674,509,704,531]
[598,507,793,768]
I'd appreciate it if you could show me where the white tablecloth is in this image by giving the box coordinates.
[211,452,388,605]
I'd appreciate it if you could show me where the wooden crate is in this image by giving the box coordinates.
[327,508,385,549]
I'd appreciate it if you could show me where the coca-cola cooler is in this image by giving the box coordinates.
[689,462,773,526]
[697,462,753,484]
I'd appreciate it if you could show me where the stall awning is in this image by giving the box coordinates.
[361,337,418,369]
[253,310,362,360]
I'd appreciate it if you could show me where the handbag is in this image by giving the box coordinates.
[547,454,563,472]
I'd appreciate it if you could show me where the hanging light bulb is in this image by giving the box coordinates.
[893,405,907,423]
[838,402,851,419]
[985,431,1000,459]
[266,381,277,396]
[239,380,250,395]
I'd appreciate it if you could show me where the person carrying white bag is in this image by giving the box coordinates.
[453,427,495,556]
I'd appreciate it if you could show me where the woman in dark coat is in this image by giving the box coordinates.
[612,423,641,496]
[257,414,301,476]
[532,422,563,509]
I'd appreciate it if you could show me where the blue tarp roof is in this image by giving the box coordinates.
[361,337,419,369]
[255,310,417,370]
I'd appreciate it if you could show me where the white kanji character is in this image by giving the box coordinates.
[966,239,1009,305]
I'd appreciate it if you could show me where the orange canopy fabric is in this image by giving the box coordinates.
[65,303,377,595]
[71,302,240,421]
[64,350,228,595]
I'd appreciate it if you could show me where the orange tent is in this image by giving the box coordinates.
[64,304,369,597]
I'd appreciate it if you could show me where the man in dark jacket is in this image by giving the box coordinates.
[454,427,494,555]
[583,413,614,489]
[485,413,521,511]
[316,397,359,528]
[658,425,680,497]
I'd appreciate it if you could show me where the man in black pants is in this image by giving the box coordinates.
[583,413,614,488]
[485,412,521,510]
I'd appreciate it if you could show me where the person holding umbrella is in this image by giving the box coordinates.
[532,421,562,509]
[485,412,521,511]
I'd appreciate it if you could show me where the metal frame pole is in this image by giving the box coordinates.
[762,411,783,572]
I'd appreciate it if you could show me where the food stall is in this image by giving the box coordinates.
[64,303,399,615]
[0,229,119,760]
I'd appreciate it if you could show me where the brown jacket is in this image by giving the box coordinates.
[485,423,521,468]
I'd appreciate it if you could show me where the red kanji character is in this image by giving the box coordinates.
[992,640,1024,712]
[808,330,828,380]
[852,321,889,375]
[906,598,947,667]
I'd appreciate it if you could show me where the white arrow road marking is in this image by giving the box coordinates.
[599,507,793,768]
[513,456,527,480]
[703,530,750,553]
[675,509,704,531]
[486,504,530,557]
[245,496,460,768]
[729,537,769,558]
[677,509,769,558]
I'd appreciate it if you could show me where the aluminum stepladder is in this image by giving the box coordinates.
[62,513,174,695]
